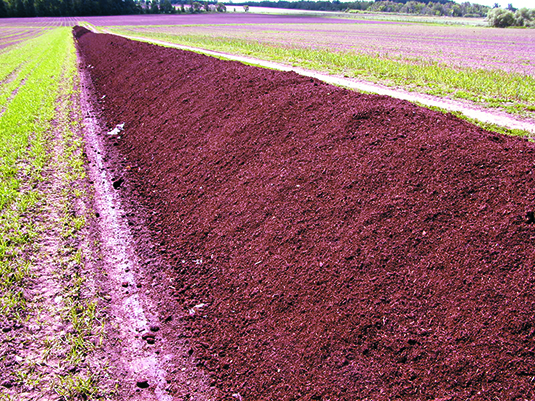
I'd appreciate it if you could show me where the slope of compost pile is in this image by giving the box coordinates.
[73,26,535,400]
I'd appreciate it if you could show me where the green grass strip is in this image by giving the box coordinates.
[0,27,72,319]
[108,27,535,116]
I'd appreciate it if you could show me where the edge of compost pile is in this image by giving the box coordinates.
[76,29,218,400]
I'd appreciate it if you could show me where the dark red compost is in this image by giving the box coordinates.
[74,26,535,400]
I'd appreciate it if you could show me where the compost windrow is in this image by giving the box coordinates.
[74,27,535,400]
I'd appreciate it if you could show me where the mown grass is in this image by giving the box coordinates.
[107,28,535,117]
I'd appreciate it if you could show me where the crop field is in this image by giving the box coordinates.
[106,18,535,117]
[0,25,113,400]
[2,12,535,401]
[237,7,488,26]
[125,22,534,76]
[0,17,78,27]
[0,27,51,50]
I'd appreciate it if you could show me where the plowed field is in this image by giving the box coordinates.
[74,26,535,400]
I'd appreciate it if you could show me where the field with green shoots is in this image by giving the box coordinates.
[106,22,535,118]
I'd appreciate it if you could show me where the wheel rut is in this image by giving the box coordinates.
[77,45,217,400]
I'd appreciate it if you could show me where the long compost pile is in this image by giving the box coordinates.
[74,26,535,400]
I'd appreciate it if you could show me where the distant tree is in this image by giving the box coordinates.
[243,4,248,11]
[57,0,70,15]
[191,1,201,12]
[493,2,499,8]
[161,0,173,13]
[15,0,26,16]
[0,0,7,16]
[451,3,461,16]
[150,0,159,12]
[25,0,36,16]
[506,3,516,11]
[514,7,535,26]
[487,7,515,27]
[216,1,225,11]
[90,0,101,15]
[180,3,185,12]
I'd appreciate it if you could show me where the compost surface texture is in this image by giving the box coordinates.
[74,27,535,400]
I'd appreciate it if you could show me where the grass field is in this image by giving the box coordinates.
[106,23,535,118]
[0,26,107,399]
[0,29,69,316]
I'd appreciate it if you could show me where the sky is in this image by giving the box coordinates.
[469,0,535,8]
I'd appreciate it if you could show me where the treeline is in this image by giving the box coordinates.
[365,1,489,17]
[0,0,231,17]
[0,0,141,17]
[239,0,371,12]
[0,0,524,21]
[236,0,490,17]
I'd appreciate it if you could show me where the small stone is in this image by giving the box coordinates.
[146,337,155,345]
[150,325,159,332]
[122,282,129,288]
[141,332,155,340]
[136,379,149,389]
[1,326,12,333]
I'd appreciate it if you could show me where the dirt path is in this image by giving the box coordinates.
[105,31,535,136]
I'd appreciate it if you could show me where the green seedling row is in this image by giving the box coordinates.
[109,28,535,116]
[0,43,54,118]
[0,27,73,318]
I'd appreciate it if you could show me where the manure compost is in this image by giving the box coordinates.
[74,26,535,400]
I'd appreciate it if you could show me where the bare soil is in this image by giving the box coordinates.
[74,26,535,400]
[109,32,535,135]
